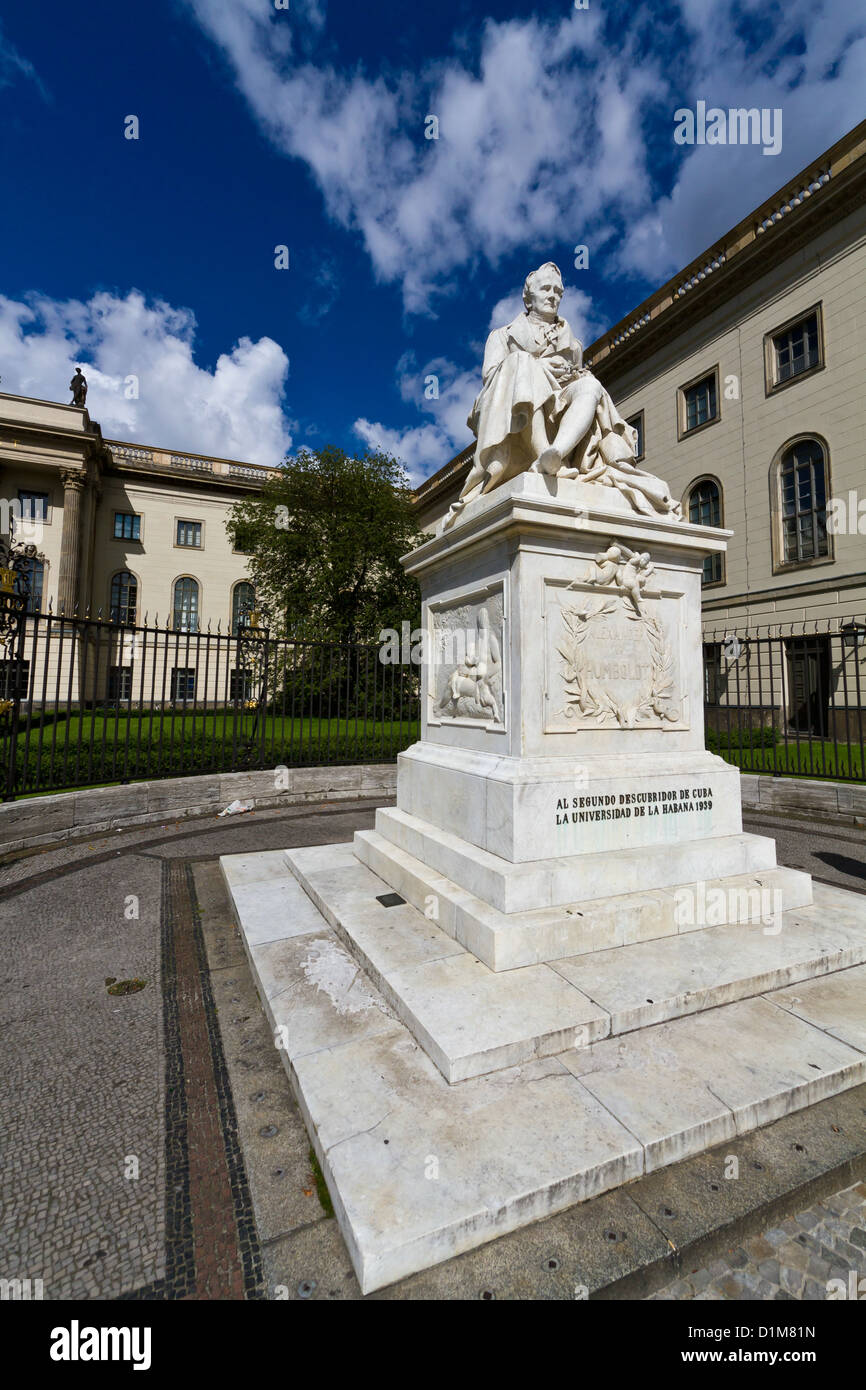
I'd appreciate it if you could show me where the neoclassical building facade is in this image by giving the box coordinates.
[0,392,269,707]
[0,391,267,629]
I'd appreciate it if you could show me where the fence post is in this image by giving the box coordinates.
[259,624,270,770]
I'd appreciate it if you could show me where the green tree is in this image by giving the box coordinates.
[226,446,427,642]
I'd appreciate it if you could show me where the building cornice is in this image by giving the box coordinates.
[584,119,866,383]
[412,444,474,509]
[103,440,273,492]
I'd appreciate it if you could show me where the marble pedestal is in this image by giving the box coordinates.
[216,471,866,1294]
[363,472,801,969]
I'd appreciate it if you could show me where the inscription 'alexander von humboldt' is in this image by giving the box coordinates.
[555,788,714,825]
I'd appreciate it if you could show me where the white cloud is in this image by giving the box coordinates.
[0,21,43,94]
[354,350,479,484]
[0,290,291,467]
[185,2,665,312]
[185,1,866,308]
[353,417,455,486]
[616,2,866,279]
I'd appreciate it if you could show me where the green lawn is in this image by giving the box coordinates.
[6,712,865,796]
[8,712,420,794]
[710,737,864,782]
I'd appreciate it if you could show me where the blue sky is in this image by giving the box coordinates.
[1,0,864,480]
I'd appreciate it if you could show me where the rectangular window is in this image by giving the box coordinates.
[0,659,31,700]
[771,310,822,389]
[626,412,644,460]
[702,553,722,585]
[683,374,717,433]
[229,669,253,702]
[170,667,196,702]
[702,644,722,705]
[176,520,202,548]
[114,512,141,541]
[108,666,133,700]
[17,491,49,522]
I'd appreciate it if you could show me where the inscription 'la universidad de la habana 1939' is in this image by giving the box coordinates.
[555,786,715,825]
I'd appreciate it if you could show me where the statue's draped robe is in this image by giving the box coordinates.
[467,313,677,516]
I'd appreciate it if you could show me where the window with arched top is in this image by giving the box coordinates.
[777,438,828,565]
[687,477,724,585]
[109,570,138,625]
[173,577,199,633]
[231,581,255,636]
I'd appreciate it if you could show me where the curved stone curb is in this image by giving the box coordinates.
[0,764,398,853]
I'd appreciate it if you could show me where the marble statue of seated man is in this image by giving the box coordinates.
[443,262,682,528]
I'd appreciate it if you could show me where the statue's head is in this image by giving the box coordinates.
[523,262,563,320]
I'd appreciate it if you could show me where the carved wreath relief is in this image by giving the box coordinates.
[557,542,681,728]
[431,593,504,724]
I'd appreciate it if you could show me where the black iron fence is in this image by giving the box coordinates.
[0,607,864,799]
[0,609,420,798]
[702,615,866,781]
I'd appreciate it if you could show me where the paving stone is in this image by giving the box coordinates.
[652,1186,866,1302]
[3,798,866,1305]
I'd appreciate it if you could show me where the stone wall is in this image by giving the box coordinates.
[0,764,398,852]
[739,772,866,823]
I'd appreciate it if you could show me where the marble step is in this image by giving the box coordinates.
[373,805,780,914]
[280,844,858,1084]
[220,844,866,1294]
[355,824,811,971]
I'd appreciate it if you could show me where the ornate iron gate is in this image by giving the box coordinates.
[0,538,36,801]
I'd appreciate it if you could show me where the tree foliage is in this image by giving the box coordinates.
[227,446,427,642]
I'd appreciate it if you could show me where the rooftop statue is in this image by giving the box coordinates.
[69,367,87,408]
[443,262,682,528]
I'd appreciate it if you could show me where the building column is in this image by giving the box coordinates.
[57,468,85,612]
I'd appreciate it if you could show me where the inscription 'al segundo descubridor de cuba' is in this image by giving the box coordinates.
[555,786,715,826]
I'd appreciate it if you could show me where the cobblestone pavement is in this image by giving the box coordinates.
[0,801,380,1300]
[650,1183,866,1300]
[0,798,863,1301]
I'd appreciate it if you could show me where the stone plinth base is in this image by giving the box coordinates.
[221,845,866,1294]
[354,819,810,971]
[395,743,745,864]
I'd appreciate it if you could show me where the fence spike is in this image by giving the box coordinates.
[96,606,103,620]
